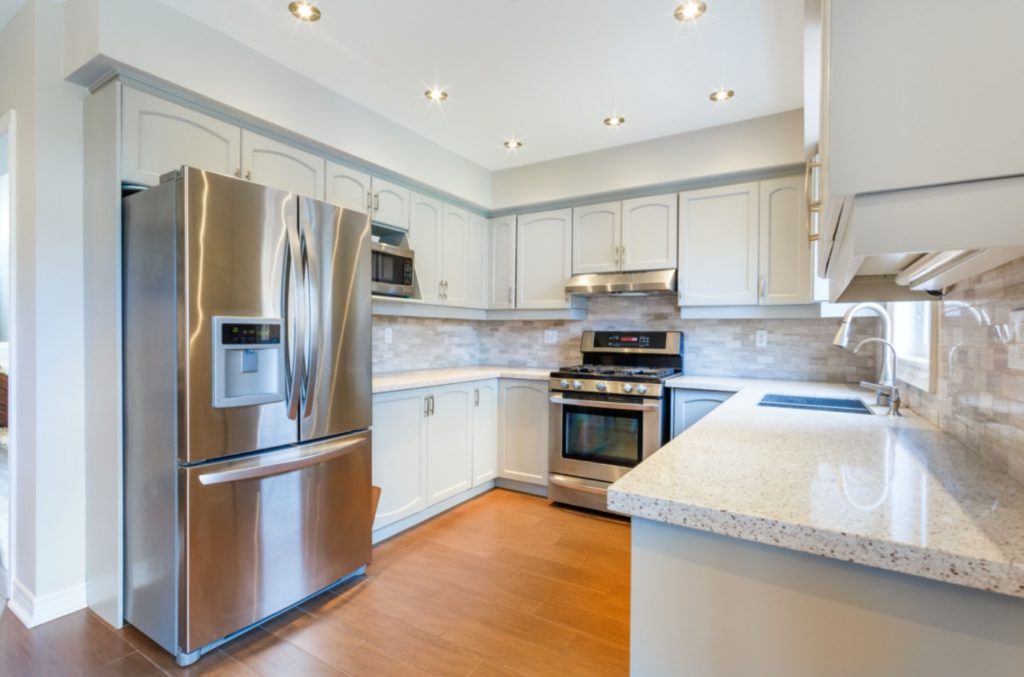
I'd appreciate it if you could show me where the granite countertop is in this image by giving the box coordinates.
[373,366,552,393]
[609,375,1024,598]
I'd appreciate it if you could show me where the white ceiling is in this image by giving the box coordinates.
[0,0,27,31]
[157,0,804,171]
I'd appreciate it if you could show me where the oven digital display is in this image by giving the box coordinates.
[221,323,281,345]
[595,333,666,349]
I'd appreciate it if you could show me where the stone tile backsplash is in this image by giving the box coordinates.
[373,295,880,383]
[901,256,1024,483]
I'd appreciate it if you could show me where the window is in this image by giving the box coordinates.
[890,301,938,392]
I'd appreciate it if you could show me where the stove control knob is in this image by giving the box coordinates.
[572,380,584,390]
[622,383,634,394]
[559,379,570,389]
[596,382,608,392]
[636,384,649,395]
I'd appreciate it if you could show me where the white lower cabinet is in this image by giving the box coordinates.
[472,381,499,485]
[497,379,550,486]
[371,379,505,533]
[670,389,733,439]
[371,389,428,530]
[426,384,474,505]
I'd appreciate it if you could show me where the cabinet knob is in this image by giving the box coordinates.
[245,170,252,180]
[234,168,241,178]
[373,193,380,211]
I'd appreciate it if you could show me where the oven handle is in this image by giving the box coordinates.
[549,395,661,412]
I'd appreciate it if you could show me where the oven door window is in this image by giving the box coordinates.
[563,405,642,467]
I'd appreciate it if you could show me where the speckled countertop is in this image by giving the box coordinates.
[608,375,1024,598]
[373,366,552,393]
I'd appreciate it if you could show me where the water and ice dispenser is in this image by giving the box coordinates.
[212,317,286,408]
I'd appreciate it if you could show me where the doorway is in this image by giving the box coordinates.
[0,111,14,601]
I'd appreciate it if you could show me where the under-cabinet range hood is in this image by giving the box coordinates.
[565,269,677,296]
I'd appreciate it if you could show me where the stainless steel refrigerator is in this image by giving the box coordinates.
[123,167,372,666]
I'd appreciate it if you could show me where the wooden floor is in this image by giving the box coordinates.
[0,489,631,676]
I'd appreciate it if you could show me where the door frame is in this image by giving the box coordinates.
[1,108,18,601]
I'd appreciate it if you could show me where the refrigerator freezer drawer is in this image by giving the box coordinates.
[180,431,372,653]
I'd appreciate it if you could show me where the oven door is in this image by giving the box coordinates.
[549,393,665,484]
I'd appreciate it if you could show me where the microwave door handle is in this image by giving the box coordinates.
[300,202,320,419]
[548,396,660,412]
[284,203,305,421]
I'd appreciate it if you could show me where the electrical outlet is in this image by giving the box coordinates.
[1009,310,1024,371]
[544,329,558,345]
[384,327,393,345]
[755,329,768,348]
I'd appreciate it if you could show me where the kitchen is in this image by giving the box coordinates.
[2,0,1024,675]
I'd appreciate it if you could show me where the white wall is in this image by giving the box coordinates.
[0,0,88,625]
[0,171,9,343]
[63,0,493,209]
[491,110,804,210]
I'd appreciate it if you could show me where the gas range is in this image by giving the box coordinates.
[548,330,684,514]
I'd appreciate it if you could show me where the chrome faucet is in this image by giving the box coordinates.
[853,338,901,416]
[832,302,894,405]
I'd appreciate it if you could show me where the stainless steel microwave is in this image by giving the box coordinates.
[371,241,414,297]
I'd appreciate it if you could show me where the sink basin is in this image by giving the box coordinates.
[758,393,873,415]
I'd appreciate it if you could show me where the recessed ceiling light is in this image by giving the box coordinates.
[674,1,707,22]
[425,88,449,102]
[709,88,734,103]
[603,115,626,127]
[503,139,523,150]
[288,1,321,22]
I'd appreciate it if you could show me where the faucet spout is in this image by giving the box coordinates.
[853,338,902,416]
[833,302,894,395]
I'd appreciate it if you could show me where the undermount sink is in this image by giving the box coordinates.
[757,393,873,415]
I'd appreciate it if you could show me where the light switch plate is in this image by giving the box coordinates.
[544,329,558,345]
[755,329,768,348]
[1009,310,1024,370]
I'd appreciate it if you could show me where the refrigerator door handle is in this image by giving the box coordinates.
[300,203,321,419]
[197,434,367,486]
[285,200,306,421]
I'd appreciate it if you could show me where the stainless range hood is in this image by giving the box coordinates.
[565,269,677,296]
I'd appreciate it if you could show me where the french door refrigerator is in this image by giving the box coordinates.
[123,167,373,666]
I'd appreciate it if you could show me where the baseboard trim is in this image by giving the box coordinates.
[495,477,548,498]
[6,579,87,628]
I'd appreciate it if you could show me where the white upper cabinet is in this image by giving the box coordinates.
[572,202,621,274]
[489,216,517,309]
[516,209,573,309]
[426,384,474,506]
[241,130,325,200]
[678,183,760,306]
[468,213,490,309]
[371,389,428,530]
[441,205,472,307]
[471,381,498,486]
[409,193,443,303]
[122,87,241,185]
[759,176,812,305]
[621,194,678,272]
[325,161,372,214]
[371,177,411,231]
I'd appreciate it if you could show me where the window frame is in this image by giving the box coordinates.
[889,300,939,393]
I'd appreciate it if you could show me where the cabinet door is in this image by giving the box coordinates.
[441,205,472,306]
[622,194,678,271]
[489,216,517,309]
[678,183,759,306]
[326,161,372,214]
[468,214,490,309]
[572,202,621,274]
[371,390,428,529]
[670,389,733,439]
[759,177,812,305]
[498,380,549,486]
[408,193,443,302]
[241,130,325,199]
[426,384,474,505]
[516,209,572,309]
[122,87,241,186]
[472,381,499,486]
[372,177,411,231]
